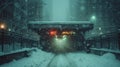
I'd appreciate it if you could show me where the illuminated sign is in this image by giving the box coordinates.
[62,31,75,35]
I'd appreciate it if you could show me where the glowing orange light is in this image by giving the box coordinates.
[50,31,57,36]
[0,24,5,29]
[62,31,69,35]
[62,31,76,35]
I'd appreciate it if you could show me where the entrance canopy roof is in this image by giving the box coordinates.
[28,21,94,32]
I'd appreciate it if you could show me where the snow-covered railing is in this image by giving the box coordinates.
[0,48,36,65]
[90,48,120,60]
[90,48,120,54]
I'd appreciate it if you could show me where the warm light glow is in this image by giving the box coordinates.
[51,35,72,52]
[62,31,75,35]
[62,31,69,35]
[0,24,5,29]
[55,35,67,41]
[50,30,57,36]
[53,35,68,49]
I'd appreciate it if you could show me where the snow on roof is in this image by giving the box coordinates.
[29,21,92,25]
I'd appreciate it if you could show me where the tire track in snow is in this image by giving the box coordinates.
[38,55,57,67]
[46,54,58,67]
[46,54,77,67]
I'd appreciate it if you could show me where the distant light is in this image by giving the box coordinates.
[0,24,5,29]
[52,35,70,52]
[53,35,68,49]
[90,15,96,21]
[8,28,11,31]
[55,35,67,41]
[99,27,102,30]
[62,35,67,40]
[91,15,96,20]
[63,35,66,38]
[54,38,66,45]
[49,30,57,36]
[62,31,75,35]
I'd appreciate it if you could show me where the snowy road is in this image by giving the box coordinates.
[0,48,120,67]
[47,54,77,67]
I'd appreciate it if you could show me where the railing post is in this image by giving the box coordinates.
[1,29,4,52]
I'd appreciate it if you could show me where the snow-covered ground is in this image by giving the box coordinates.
[0,48,36,56]
[0,48,120,67]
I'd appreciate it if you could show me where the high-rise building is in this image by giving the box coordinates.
[27,0,43,21]
[0,0,14,24]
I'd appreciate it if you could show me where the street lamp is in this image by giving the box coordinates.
[0,24,5,29]
[90,15,96,22]
[0,23,6,30]
[91,15,96,20]
[0,23,6,52]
